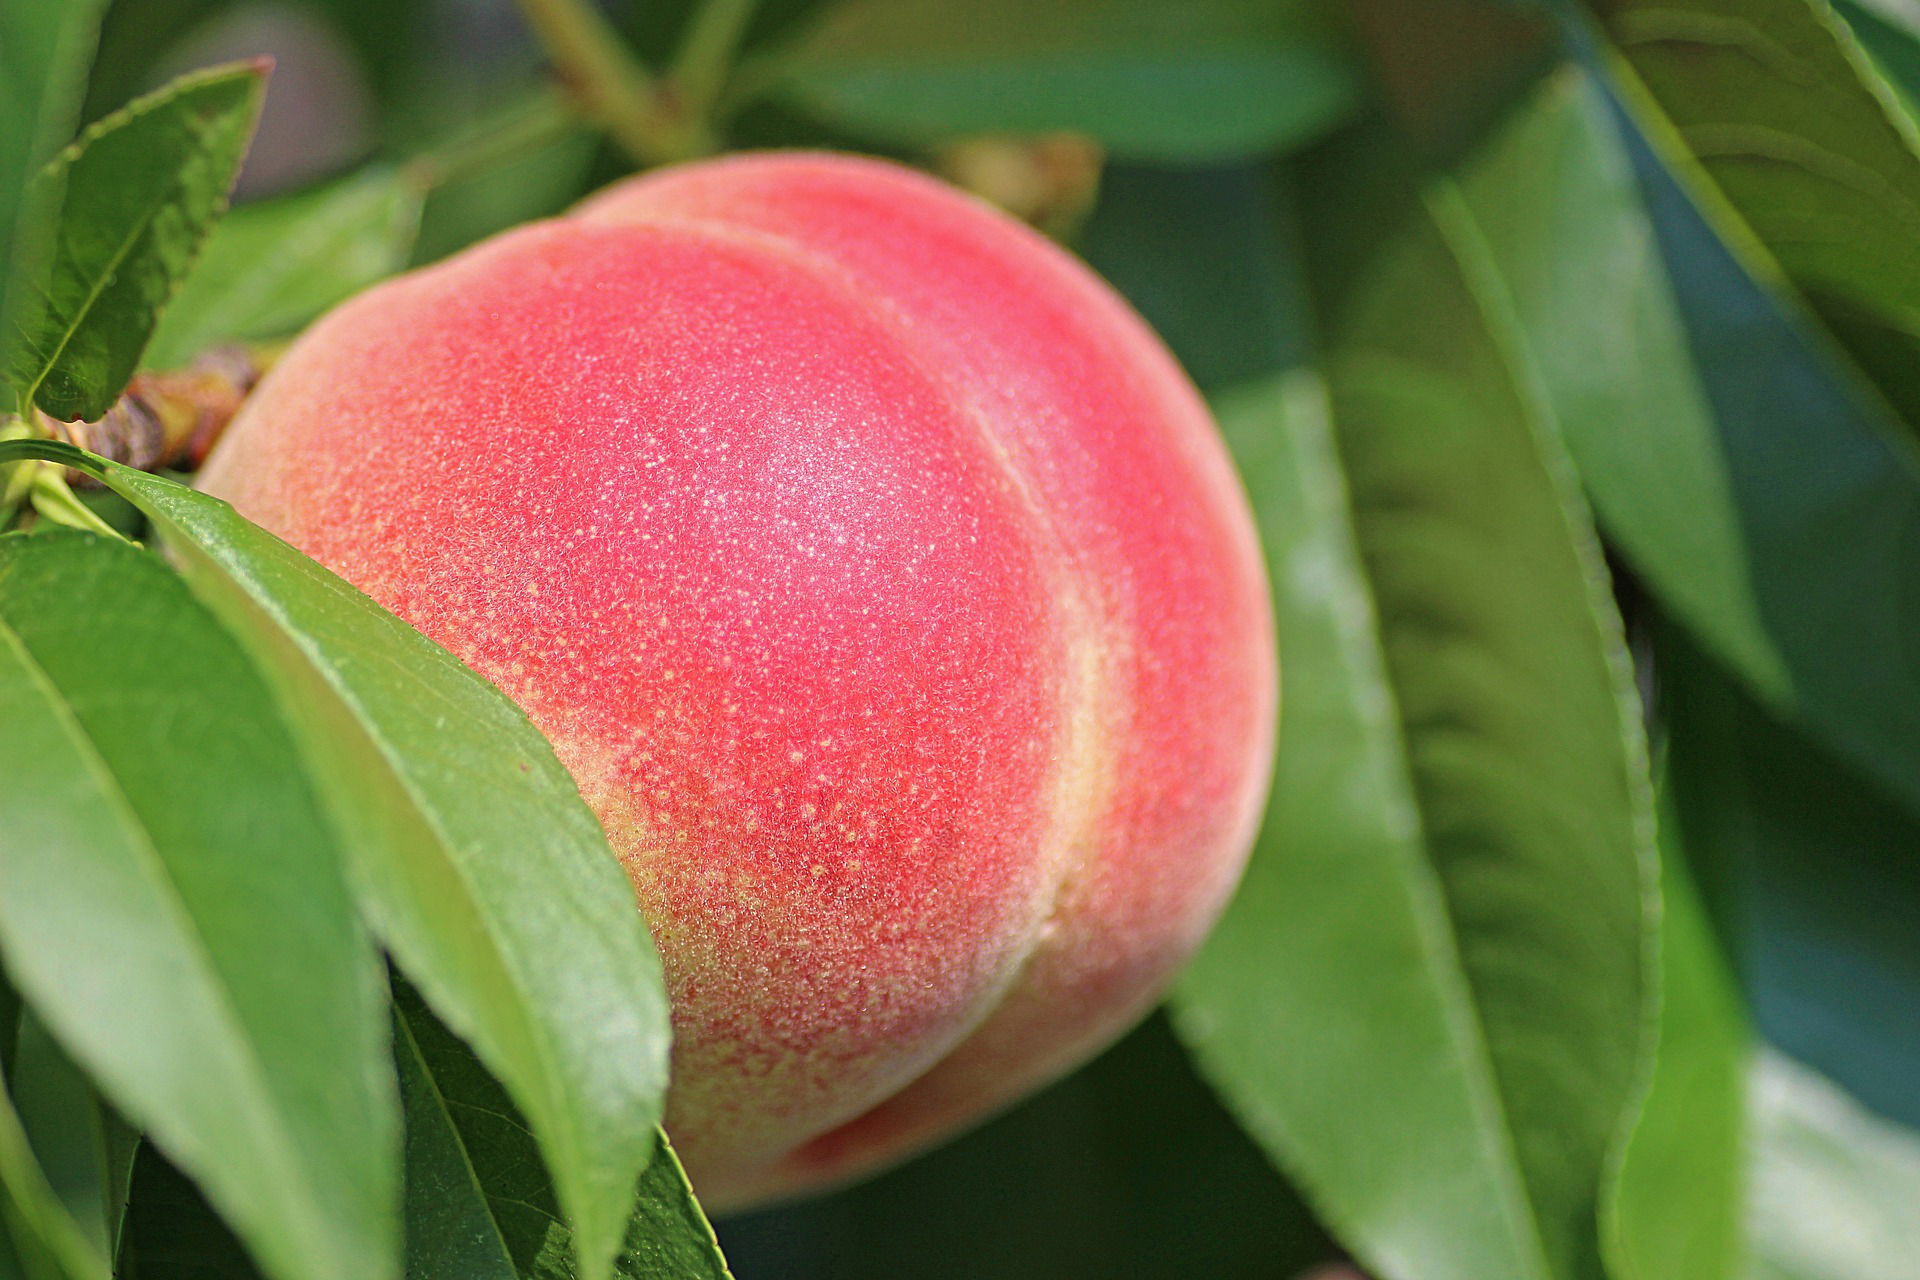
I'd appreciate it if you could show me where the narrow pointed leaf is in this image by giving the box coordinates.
[773,0,1359,161]
[5,62,264,420]
[0,0,108,379]
[0,1085,105,1280]
[1521,34,1920,823]
[0,440,670,1280]
[0,530,396,1280]
[1594,0,1920,428]
[1174,105,1657,1276]
[8,1015,137,1266]
[144,166,424,369]
[397,991,729,1280]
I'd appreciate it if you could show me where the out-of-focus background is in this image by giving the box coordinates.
[26,0,1920,1277]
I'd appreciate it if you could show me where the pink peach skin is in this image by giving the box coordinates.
[199,152,1276,1209]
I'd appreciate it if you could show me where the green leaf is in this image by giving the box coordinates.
[0,973,18,1082]
[1599,65,1920,822]
[4,62,265,420]
[1745,1055,1920,1280]
[144,166,424,369]
[8,1014,137,1267]
[0,440,671,1280]
[1076,163,1299,391]
[1593,0,1920,429]
[722,1012,1335,1279]
[1835,0,1920,113]
[0,0,108,366]
[0,1084,105,1280]
[0,530,396,1280]
[1437,31,1920,838]
[397,989,730,1280]
[1606,798,1750,1280]
[1660,628,1920,1130]
[769,0,1360,161]
[1172,94,1657,1279]
[118,1144,263,1280]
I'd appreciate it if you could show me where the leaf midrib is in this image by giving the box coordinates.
[0,597,352,1280]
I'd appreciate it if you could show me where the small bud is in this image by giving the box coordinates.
[934,133,1104,238]
[42,341,277,483]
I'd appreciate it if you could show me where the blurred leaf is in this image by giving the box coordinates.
[1460,32,1920,832]
[0,530,396,1280]
[118,1143,262,1280]
[721,1013,1335,1280]
[0,0,108,368]
[4,62,263,419]
[8,1015,137,1267]
[0,974,17,1082]
[0,440,671,1280]
[1173,106,1657,1277]
[1346,0,1556,156]
[0,1084,105,1280]
[1836,0,1920,109]
[1746,1055,1920,1280]
[396,989,730,1280]
[1606,798,1749,1280]
[144,166,423,368]
[1593,0,1920,429]
[1076,162,1299,390]
[1660,627,1920,1131]
[770,0,1360,161]
[411,121,596,266]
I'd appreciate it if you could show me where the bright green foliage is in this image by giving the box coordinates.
[0,440,672,1280]
[1607,810,1749,1280]
[2,1,1919,1277]
[0,0,107,374]
[143,166,424,368]
[3,64,263,419]
[1173,78,1659,1273]
[772,0,1359,161]
[1598,0,1920,427]
[0,531,396,1280]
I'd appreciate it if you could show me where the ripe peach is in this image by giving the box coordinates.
[199,152,1276,1208]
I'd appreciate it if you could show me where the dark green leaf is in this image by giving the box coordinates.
[397,990,729,1280]
[0,530,396,1280]
[1173,88,1657,1275]
[0,440,671,1280]
[1661,628,1920,1131]
[0,1084,105,1280]
[144,166,424,369]
[119,1144,263,1280]
[5,62,264,419]
[0,0,108,370]
[1745,1055,1920,1280]
[8,1014,137,1267]
[1075,163,1300,391]
[720,1013,1335,1280]
[0,972,18,1081]
[769,0,1360,161]
[1839,0,1920,114]
[1593,0,1920,429]
[1434,33,1920,836]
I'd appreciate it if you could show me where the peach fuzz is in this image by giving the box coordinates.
[198,152,1277,1208]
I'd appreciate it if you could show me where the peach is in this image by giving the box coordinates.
[198,152,1276,1208]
